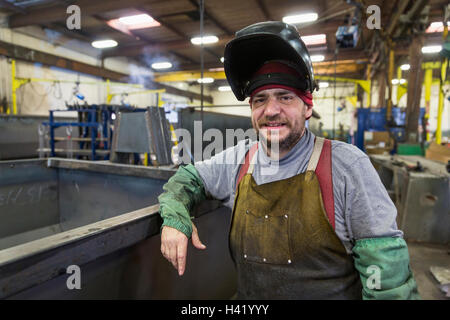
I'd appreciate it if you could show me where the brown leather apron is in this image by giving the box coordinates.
[229,137,362,299]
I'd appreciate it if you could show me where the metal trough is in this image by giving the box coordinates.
[0,159,237,299]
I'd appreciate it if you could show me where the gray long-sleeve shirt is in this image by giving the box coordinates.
[194,129,403,253]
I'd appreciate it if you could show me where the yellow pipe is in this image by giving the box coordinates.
[11,59,17,115]
[154,70,226,82]
[423,68,433,142]
[436,19,449,145]
[106,79,112,103]
[436,58,448,145]
[396,67,401,104]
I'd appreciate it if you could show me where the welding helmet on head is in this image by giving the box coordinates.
[224,21,318,101]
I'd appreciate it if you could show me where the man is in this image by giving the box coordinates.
[158,21,420,299]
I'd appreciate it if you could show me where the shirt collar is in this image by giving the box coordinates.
[257,128,316,166]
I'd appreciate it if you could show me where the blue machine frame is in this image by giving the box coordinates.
[355,107,425,152]
[42,105,146,160]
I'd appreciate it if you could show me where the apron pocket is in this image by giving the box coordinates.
[243,211,292,265]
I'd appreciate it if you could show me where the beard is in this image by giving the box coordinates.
[255,116,305,153]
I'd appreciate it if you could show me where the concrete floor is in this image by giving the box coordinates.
[408,241,450,300]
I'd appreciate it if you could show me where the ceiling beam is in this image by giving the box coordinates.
[0,39,212,103]
[139,6,221,60]
[187,0,233,35]
[176,48,369,72]
[153,58,367,82]
[0,0,26,14]
[255,0,273,21]
[8,0,152,28]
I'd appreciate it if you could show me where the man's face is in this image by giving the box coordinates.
[251,88,313,153]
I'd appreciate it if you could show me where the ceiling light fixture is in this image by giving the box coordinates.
[218,86,231,91]
[151,62,173,70]
[119,14,154,25]
[108,13,160,31]
[191,36,219,45]
[91,40,118,49]
[301,34,326,46]
[421,45,442,54]
[220,57,224,63]
[391,79,406,85]
[400,64,410,71]
[282,13,318,24]
[311,54,325,62]
[197,77,214,84]
[426,21,450,33]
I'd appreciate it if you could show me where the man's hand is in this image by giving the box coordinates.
[160,223,206,276]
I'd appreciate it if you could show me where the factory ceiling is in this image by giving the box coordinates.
[0,0,448,81]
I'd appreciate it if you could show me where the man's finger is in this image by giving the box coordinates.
[191,225,206,250]
[177,239,188,276]
[168,244,178,271]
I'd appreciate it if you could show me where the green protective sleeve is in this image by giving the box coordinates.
[158,164,207,238]
[352,237,421,300]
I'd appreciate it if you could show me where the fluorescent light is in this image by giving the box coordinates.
[282,13,318,24]
[108,13,160,30]
[426,21,450,33]
[421,45,442,54]
[197,77,214,84]
[218,86,231,91]
[119,14,154,25]
[220,57,224,63]
[319,82,329,88]
[91,40,118,49]
[400,64,410,71]
[301,34,326,46]
[311,54,325,62]
[399,79,407,84]
[391,79,399,85]
[151,62,172,70]
[191,36,219,45]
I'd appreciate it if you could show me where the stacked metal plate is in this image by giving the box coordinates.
[110,107,173,166]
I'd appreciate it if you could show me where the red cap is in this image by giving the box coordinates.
[248,61,313,107]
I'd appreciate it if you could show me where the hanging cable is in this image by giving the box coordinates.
[333,48,338,139]
[199,0,205,123]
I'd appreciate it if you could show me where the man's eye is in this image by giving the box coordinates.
[280,95,293,101]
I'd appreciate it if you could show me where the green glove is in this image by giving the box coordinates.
[158,164,207,238]
[353,237,420,300]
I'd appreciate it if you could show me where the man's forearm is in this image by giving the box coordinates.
[158,164,207,238]
[352,237,420,300]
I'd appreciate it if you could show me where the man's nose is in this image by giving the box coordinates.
[263,96,281,116]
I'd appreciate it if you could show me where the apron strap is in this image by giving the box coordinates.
[235,142,258,191]
[306,137,325,171]
[315,138,335,229]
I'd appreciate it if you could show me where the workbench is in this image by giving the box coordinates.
[369,154,449,244]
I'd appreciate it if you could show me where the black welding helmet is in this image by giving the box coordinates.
[224,21,317,101]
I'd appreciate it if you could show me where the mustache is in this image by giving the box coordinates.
[258,116,290,127]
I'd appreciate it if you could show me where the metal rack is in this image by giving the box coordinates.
[40,105,146,160]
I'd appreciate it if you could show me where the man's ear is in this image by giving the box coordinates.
[305,104,313,120]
